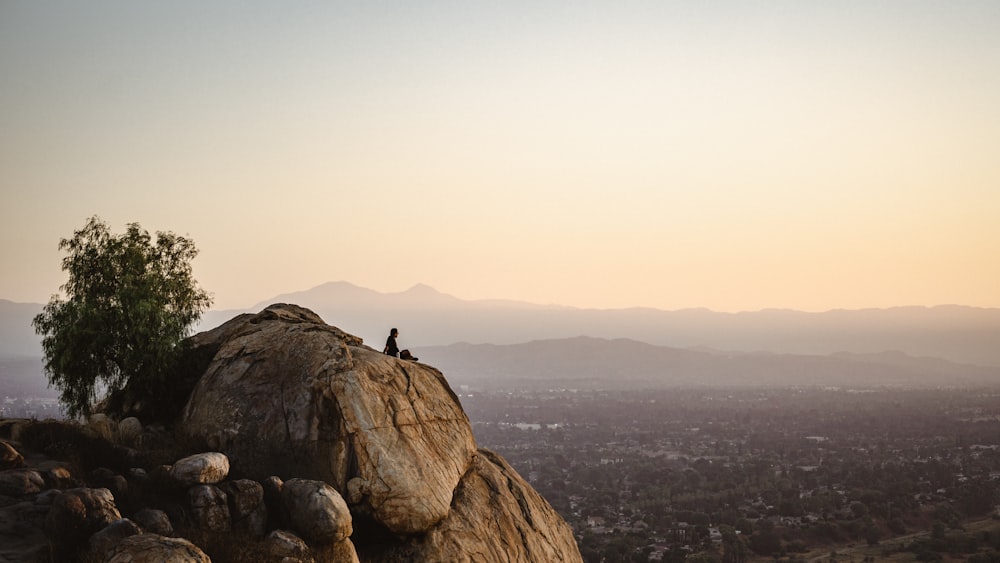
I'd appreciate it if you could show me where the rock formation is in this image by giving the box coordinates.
[180,304,581,561]
[0,304,582,562]
[104,534,211,562]
[181,305,477,537]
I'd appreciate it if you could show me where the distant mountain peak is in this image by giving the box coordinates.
[403,283,445,296]
[318,280,368,291]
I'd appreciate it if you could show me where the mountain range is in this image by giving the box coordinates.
[418,337,1000,390]
[3,282,1000,395]
[201,282,1000,367]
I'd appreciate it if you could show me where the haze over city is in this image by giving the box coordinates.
[2,1,998,313]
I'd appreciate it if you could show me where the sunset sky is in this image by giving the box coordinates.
[2,1,998,312]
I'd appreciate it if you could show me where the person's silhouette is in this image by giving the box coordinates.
[383,328,400,357]
[384,328,418,361]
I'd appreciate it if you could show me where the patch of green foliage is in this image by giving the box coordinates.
[32,216,212,418]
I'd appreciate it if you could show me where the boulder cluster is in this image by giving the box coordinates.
[1,424,357,562]
[0,304,582,562]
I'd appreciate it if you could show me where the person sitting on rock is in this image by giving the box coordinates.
[384,328,400,357]
[384,328,418,361]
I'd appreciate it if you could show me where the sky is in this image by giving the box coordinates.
[1,1,998,313]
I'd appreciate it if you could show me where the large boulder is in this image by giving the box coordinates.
[45,487,122,559]
[178,304,582,562]
[281,478,352,544]
[103,533,211,563]
[365,449,582,562]
[181,304,477,535]
[170,452,230,486]
[415,449,583,562]
[0,468,44,496]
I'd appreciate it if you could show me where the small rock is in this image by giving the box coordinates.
[188,484,230,532]
[117,417,143,447]
[103,533,210,563]
[263,529,314,562]
[44,487,121,559]
[89,518,141,558]
[35,489,61,506]
[90,468,129,503]
[281,478,352,544]
[263,475,285,526]
[41,464,76,489]
[170,452,229,486]
[133,508,174,536]
[87,414,115,442]
[221,479,267,537]
[0,440,24,470]
[0,468,45,496]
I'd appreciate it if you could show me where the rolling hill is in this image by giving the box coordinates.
[419,337,1000,390]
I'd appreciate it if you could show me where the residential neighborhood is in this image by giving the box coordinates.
[462,387,1000,562]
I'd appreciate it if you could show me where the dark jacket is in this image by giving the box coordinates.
[384,335,399,357]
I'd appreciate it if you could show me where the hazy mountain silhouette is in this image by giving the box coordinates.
[198,282,1000,367]
[5,282,1000,368]
[419,337,1000,390]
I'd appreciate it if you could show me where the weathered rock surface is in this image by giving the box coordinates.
[118,417,143,447]
[0,499,49,562]
[281,478,352,543]
[0,467,44,496]
[0,439,24,469]
[170,452,230,486]
[221,478,267,537]
[45,487,122,558]
[181,304,478,535]
[103,533,211,562]
[263,529,314,562]
[189,484,231,532]
[89,517,142,557]
[0,303,582,562]
[416,449,582,562]
[132,508,174,536]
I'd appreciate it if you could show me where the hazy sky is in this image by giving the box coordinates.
[2,1,998,312]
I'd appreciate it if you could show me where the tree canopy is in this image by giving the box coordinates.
[32,216,213,418]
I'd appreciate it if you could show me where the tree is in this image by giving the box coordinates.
[748,520,781,557]
[32,216,212,418]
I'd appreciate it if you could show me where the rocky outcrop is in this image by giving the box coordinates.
[181,304,478,536]
[415,449,582,561]
[0,438,362,562]
[0,304,581,562]
[180,303,582,561]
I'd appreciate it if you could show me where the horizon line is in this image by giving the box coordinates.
[5,281,996,314]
